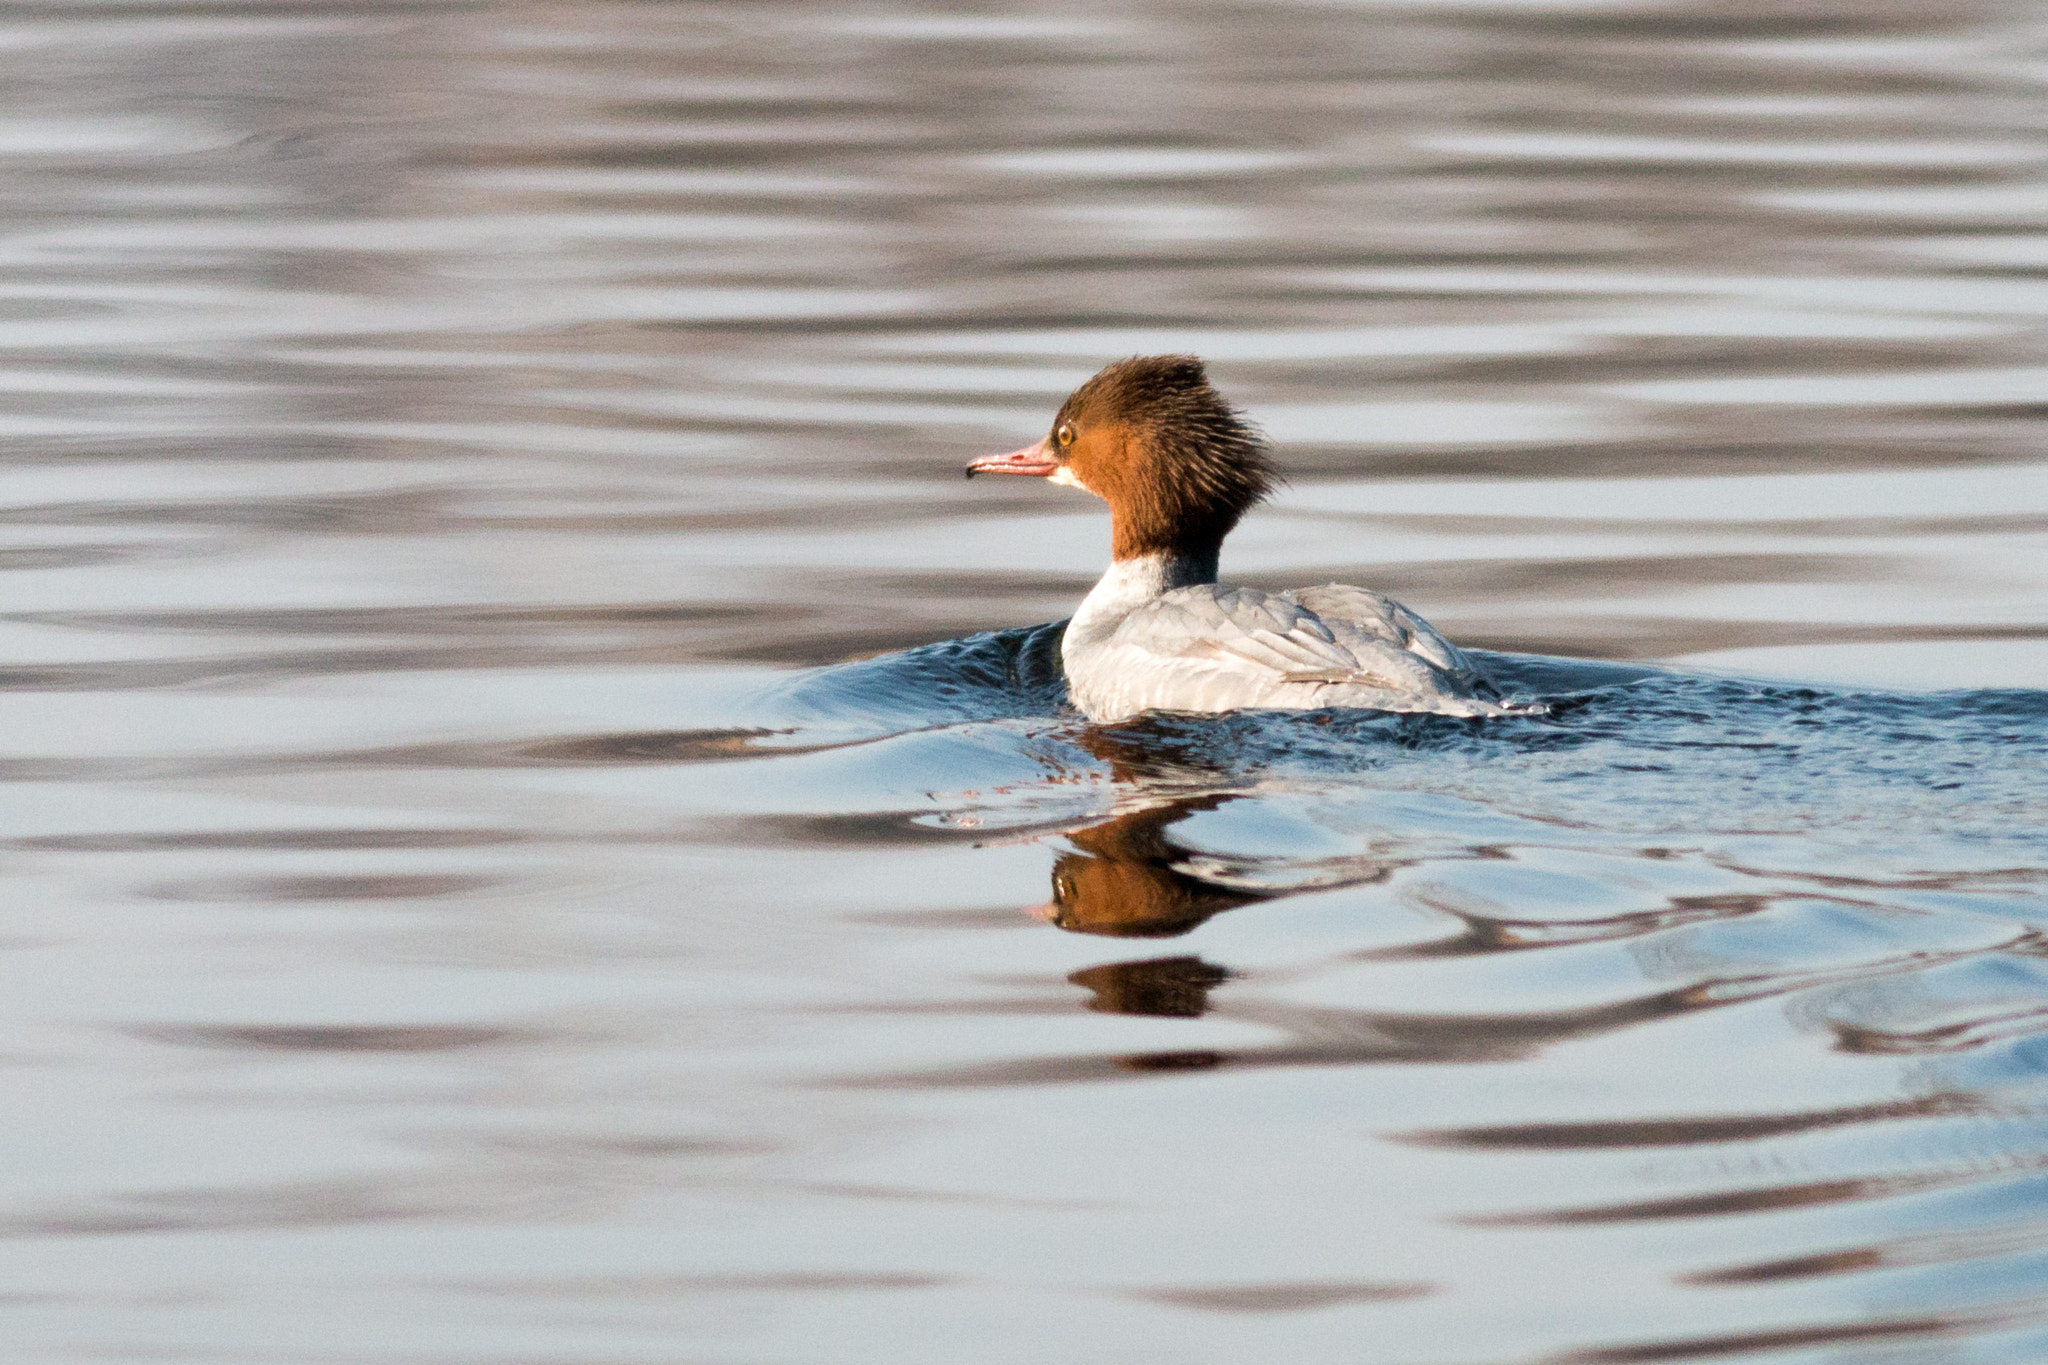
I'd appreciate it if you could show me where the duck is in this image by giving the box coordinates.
[965,354,1526,722]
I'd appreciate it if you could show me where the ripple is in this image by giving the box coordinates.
[1128,1279,1433,1312]
[1404,1094,1985,1151]
[143,1024,524,1054]
[1427,131,2039,168]
[1546,1303,2028,1364]
[974,147,1309,178]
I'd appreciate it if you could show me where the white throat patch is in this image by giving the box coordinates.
[1047,464,1092,494]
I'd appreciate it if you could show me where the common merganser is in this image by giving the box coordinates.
[966,354,1523,722]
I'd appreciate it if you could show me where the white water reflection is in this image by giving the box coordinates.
[1615,366,2048,406]
[1257,400,1614,445]
[1423,130,2042,167]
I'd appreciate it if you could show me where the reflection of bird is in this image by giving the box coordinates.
[1034,791,1250,1020]
[1032,792,1267,938]
[1070,956,1230,1018]
[966,355,1527,722]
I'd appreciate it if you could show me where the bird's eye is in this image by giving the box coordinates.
[1056,423,1075,447]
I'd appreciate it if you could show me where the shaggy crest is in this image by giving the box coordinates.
[1055,355,1278,559]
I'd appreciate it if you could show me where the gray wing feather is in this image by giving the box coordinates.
[1111,582,1461,689]
[1074,582,1517,718]
[1283,583,1474,677]
[1110,581,1489,693]
[1118,587,1364,677]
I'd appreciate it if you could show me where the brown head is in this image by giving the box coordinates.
[965,355,1278,562]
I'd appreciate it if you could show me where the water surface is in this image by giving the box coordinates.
[4,1,2048,1361]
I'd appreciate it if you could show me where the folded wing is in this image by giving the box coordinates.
[1110,583,1469,697]
[1281,583,1480,681]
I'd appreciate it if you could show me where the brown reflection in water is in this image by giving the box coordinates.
[8,827,523,853]
[1684,1245,1886,1286]
[1129,1279,1433,1312]
[1071,956,1230,1018]
[142,872,497,904]
[1544,1301,2029,1365]
[142,1024,523,1053]
[1027,728,1303,1020]
[694,809,1004,850]
[1467,1159,2047,1228]
[1684,1209,2048,1287]
[1833,1007,2048,1056]
[1401,1091,1980,1150]
[447,1271,953,1299]
[1028,723,1289,944]
[1036,793,1266,939]
[1032,789,1253,1021]
[2,1174,466,1239]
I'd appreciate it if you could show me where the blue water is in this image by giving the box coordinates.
[775,628,2048,859]
[611,634,2048,1359]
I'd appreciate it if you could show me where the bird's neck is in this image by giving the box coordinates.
[1065,547,1219,651]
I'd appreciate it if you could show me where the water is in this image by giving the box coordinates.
[4,0,2048,1360]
